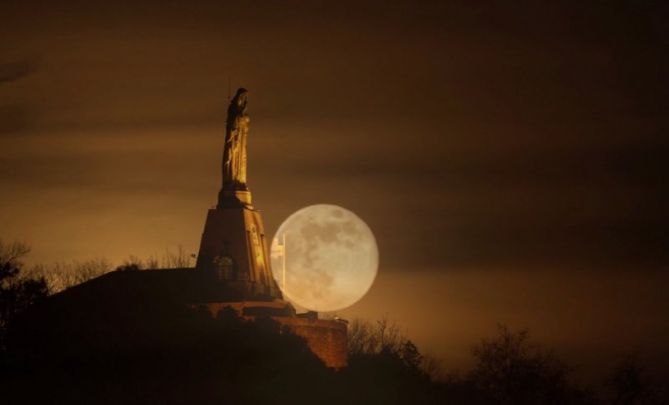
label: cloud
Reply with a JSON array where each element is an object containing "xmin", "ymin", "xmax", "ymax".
[
  {"xmin": 0, "ymin": 59, "xmax": 36, "ymax": 84},
  {"xmin": 0, "ymin": 104, "xmax": 34, "ymax": 135},
  {"xmin": 0, "ymin": 58, "xmax": 40, "ymax": 135},
  {"xmin": 0, "ymin": 0, "xmax": 667, "ymax": 274}
]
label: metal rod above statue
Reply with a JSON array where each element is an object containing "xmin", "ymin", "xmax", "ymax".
[{"xmin": 219, "ymin": 88, "xmax": 252, "ymax": 208}]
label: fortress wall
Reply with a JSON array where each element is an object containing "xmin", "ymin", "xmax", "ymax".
[
  {"xmin": 273, "ymin": 317, "xmax": 348, "ymax": 369},
  {"xmin": 201, "ymin": 302, "xmax": 348, "ymax": 369}
]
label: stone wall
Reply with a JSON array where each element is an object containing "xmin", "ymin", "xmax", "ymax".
[
  {"xmin": 202, "ymin": 301, "xmax": 348, "ymax": 369},
  {"xmin": 274, "ymin": 316, "xmax": 348, "ymax": 369}
]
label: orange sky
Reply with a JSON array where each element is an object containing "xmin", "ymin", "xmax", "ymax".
[{"xmin": 1, "ymin": 0, "xmax": 668, "ymax": 381}]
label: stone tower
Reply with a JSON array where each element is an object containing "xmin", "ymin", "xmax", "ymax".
[{"xmin": 195, "ymin": 89, "xmax": 281, "ymax": 299}]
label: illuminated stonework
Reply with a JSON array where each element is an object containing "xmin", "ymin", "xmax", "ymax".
[
  {"xmin": 196, "ymin": 88, "xmax": 280, "ymax": 299},
  {"xmin": 194, "ymin": 89, "xmax": 348, "ymax": 368},
  {"xmin": 196, "ymin": 204, "xmax": 280, "ymax": 298}
]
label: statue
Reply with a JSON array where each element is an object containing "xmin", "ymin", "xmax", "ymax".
[
  {"xmin": 202, "ymin": 86, "xmax": 280, "ymax": 298},
  {"xmin": 222, "ymin": 88, "xmax": 250, "ymax": 192}
]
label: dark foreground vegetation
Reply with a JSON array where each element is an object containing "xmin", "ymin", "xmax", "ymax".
[{"xmin": 1, "ymin": 241, "xmax": 667, "ymax": 404}]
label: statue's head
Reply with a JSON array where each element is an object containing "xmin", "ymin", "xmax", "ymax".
[{"xmin": 235, "ymin": 88, "xmax": 248, "ymax": 106}]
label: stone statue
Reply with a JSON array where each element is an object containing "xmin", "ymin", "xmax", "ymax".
[{"xmin": 222, "ymin": 88, "xmax": 250, "ymax": 191}]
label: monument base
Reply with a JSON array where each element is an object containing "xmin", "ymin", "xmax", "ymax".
[{"xmin": 195, "ymin": 204, "xmax": 281, "ymax": 300}]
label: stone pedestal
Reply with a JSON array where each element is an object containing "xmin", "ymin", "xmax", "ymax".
[
  {"xmin": 217, "ymin": 189, "xmax": 252, "ymax": 208},
  {"xmin": 195, "ymin": 201, "xmax": 281, "ymax": 300}
]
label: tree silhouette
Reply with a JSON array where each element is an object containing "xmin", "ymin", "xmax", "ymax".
[
  {"xmin": 462, "ymin": 324, "xmax": 595, "ymax": 405},
  {"xmin": 26, "ymin": 258, "xmax": 111, "ymax": 293},
  {"xmin": 607, "ymin": 357, "xmax": 666, "ymax": 405},
  {"xmin": 0, "ymin": 240, "xmax": 48, "ymax": 350}
]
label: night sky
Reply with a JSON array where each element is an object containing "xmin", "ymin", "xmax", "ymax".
[{"xmin": 2, "ymin": 1, "xmax": 668, "ymax": 380}]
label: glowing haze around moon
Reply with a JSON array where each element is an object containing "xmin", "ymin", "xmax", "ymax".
[{"xmin": 270, "ymin": 204, "xmax": 379, "ymax": 312}]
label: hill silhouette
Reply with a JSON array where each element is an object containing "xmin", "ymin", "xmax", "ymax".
[
  {"xmin": 1, "ymin": 247, "xmax": 438, "ymax": 404},
  {"xmin": 2, "ymin": 242, "xmax": 667, "ymax": 404}
]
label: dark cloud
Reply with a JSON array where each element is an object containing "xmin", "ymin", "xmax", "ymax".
[
  {"xmin": 0, "ymin": 104, "xmax": 35, "ymax": 134},
  {"xmin": 0, "ymin": 59, "xmax": 39, "ymax": 134},
  {"xmin": 0, "ymin": 60, "xmax": 36, "ymax": 84}
]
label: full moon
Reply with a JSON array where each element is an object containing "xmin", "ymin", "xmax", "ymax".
[{"xmin": 270, "ymin": 204, "xmax": 379, "ymax": 312}]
